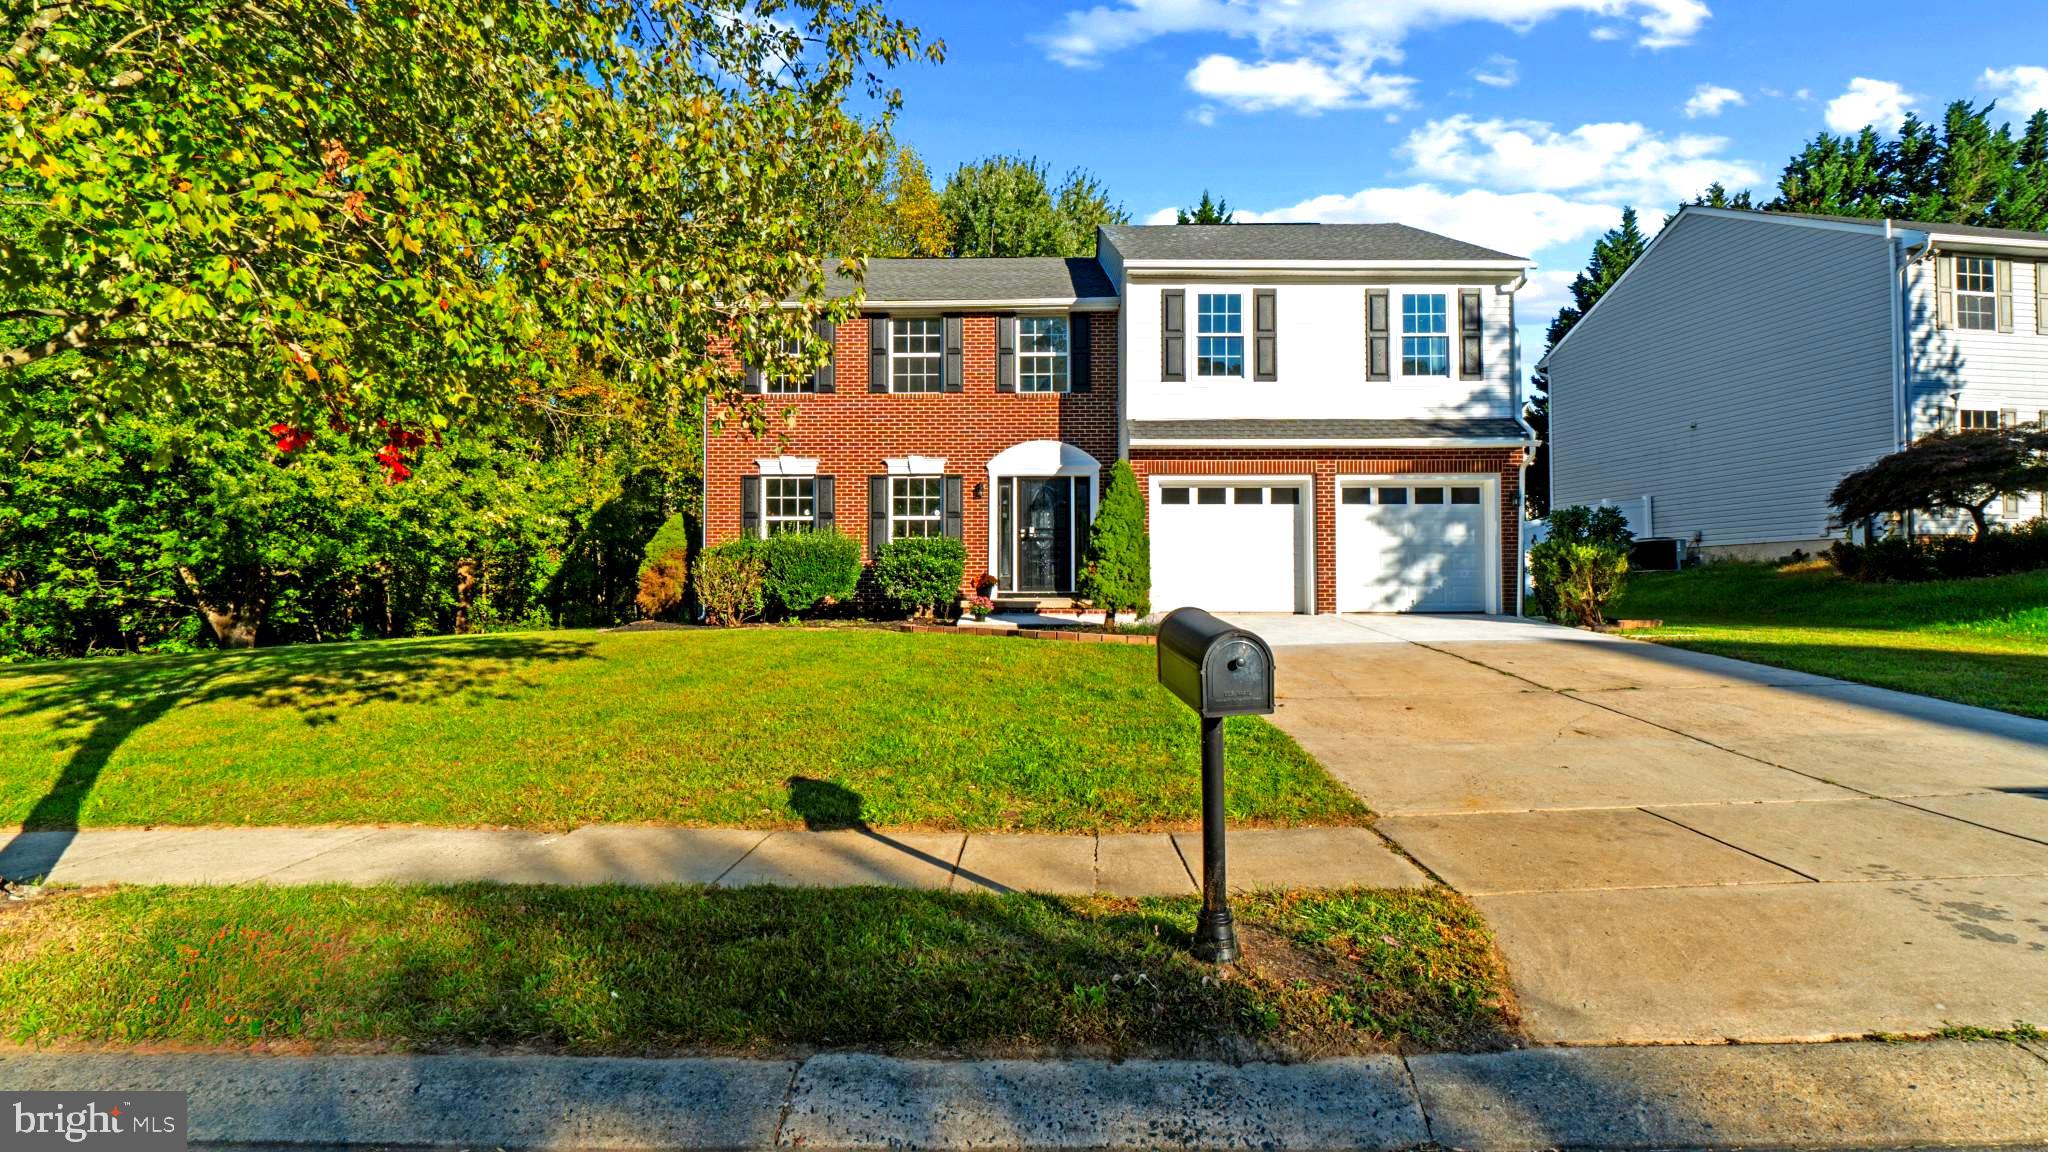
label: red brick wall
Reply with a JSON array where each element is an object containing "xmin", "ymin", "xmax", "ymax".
[
  {"xmin": 705, "ymin": 313, "xmax": 1120, "ymax": 591},
  {"xmin": 1129, "ymin": 447, "xmax": 1526, "ymax": 615}
]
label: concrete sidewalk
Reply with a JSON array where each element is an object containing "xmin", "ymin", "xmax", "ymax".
[
  {"xmin": 0, "ymin": 823, "xmax": 1426, "ymax": 895},
  {"xmin": 3, "ymin": 1039, "xmax": 2042, "ymax": 1149}
]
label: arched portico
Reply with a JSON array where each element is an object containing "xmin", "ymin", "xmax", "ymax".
[{"xmin": 985, "ymin": 440, "xmax": 1101, "ymax": 596}]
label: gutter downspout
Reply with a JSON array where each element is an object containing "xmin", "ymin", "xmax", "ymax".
[{"xmin": 1503, "ymin": 272, "xmax": 1533, "ymax": 615}]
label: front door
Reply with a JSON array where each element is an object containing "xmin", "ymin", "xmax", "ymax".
[{"xmin": 1016, "ymin": 477, "xmax": 1073, "ymax": 593}]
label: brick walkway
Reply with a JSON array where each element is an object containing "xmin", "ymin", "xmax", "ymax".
[{"xmin": 0, "ymin": 824, "xmax": 1425, "ymax": 894}]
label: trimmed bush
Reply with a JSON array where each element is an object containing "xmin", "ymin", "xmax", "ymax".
[
  {"xmin": 760, "ymin": 529, "xmax": 863, "ymax": 618},
  {"xmin": 1827, "ymin": 520, "xmax": 2048, "ymax": 583},
  {"xmin": 1078, "ymin": 460, "xmax": 1149, "ymax": 623},
  {"xmin": 692, "ymin": 539, "xmax": 765, "ymax": 626},
  {"xmin": 1531, "ymin": 504, "xmax": 1634, "ymax": 624},
  {"xmin": 634, "ymin": 513, "xmax": 692, "ymax": 620},
  {"xmin": 872, "ymin": 535, "xmax": 967, "ymax": 619}
]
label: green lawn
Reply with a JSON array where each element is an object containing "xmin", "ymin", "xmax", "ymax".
[
  {"xmin": 0, "ymin": 884, "xmax": 1516, "ymax": 1057},
  {"xmin": 1611, "ymin": 563, "xmax": 2048, "ymax": 718},
  {"xmin": 0, "ymin": 628, "xmax": 1366, "ymax": 832}
]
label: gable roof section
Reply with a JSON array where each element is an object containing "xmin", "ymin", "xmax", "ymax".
[
  {"xmin": 1103, "ymin": 222, "xmax": 1526, "ymax": 264},
  {"xmin": 819, "ymin": 257, "xmax": 1116, "ymax": 308}
]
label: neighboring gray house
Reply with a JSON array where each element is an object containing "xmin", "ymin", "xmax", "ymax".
[{"xmin": 1541, "ymin": 205, "xmax": 2048, "ymax": 559}]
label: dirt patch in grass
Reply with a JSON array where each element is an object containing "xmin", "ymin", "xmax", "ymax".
[{"xmin": 0, "ymin": 884, "xmax": 1517, "ymax": 1059}]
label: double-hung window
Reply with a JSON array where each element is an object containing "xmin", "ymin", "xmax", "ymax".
[
  {"xmin": 1196, "ymin": 293, "xmax": 1243, "ymax": 377},
  {"xmin": 891, "ymin": 318, "xmax": 944, "ymax": 393},
  {"xmin": 1954, "ymin": 257, "xmax": 1998, "ymax": 331},
  {"xmin": 1401, "ymin": 294, "xmax": 1450, "ymax": 377},
  {"xmin": 1017, "ymin": 317, "xmax": 1070, "ymax": 392},
  {"xmin": 890, "ymin": 476, "xmax": 944, "ymax": 539},
  {"xmin": 1960, "ymin": 409, "xmax": 2001, "ymax": 431},
  {"xmin": 763, "ymin": 337, "xmax": 807, "ymax": 394},
  {"xmin": 761, "ymin": 477, "xmax": 815, "ymax": 536}
]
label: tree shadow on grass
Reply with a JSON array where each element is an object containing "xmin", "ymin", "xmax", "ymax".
[{"xmin": 0, "ymin": 635, "xmax": 599, "ymax": 880}]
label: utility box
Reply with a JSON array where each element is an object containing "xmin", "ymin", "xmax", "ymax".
[{"xmin": 1157, "ymin": 608, "xmax": 1276, "ymax": 719}]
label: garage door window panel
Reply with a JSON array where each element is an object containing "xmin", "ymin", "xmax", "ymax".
[
  {"xmin": 1342, "ymin": 488, "xmax": 1371, "ymax": 506},
  {"xmin": 1197, "ymin": 487, "xmax": 1227, "ymax": 505},
  {"xmin": 1452, "ymin": 487, "xmax": 1482, "ymax": 505},
  {"xmin": 1377, "ymin": 488, "xmax": 1409, "ymax": 505},
  {"xmin": 1416, "ymin": 487, "xmax": 1445, "ymax": 505},
  {"xmin": 1162, "ymin": 487, "xmax": 1191, "ymax": 505}
]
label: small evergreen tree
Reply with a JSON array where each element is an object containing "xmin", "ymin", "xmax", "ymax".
[
  {"xmin": 1176, "ymin": 191, "xmax": 1235, "ymax": 224},
  {"xmin": 1077, "ymin": 460, "xmax": 1149, "ymax": 624}
]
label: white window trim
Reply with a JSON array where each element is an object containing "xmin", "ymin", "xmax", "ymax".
[
  {"xmin": 889, "ymin": 475, "xmax": 945, "ymax": 540},
  {"xmin": 1398, "ymin": 290, "xmax": 1452, "ymax": 380},
  {"xmin": 760, "ymin": 475, "xmax": 817, "ymax": 538},
  {"xmin": 1194, "ymin": 291, "xmax": 1246, "ymax": 379},
  {"xmin": 885, "ymin": 455, "xmax": 948, "ymax": 476},
  {"xmin": 1953, "ymin": 256, "xmax": 1999, "ymax": 332},
  {"xmin": 1016, "ymin": 315, "xmax": 1072, "ymax": 393},
  {"xmin": 889, "ymin": 316, "xmax": 945, "ymax": 394},
  {"xmin": 756, "ymin": 456, "xmax": 819, "ymax": 477}
]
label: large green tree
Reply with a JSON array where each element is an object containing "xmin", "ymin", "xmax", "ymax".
[
  {"xmin": 938, "ymin": 155, "xmax": 1128, "ymax": 257},
  {"xmin": 1769, "ymin": 101, "xmax": 2048, "ymax": 229},
  {"xmin": 1526, "ymin": 207, "xmax": 1649, "ymax": 517},
  {"xmin": 0, "ymin": 0, "xmax": 938, "ymax": 454}
]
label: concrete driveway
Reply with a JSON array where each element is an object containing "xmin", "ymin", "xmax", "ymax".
[{"xmin": 1229, "ymin": 613, "xmax": 2048, "ymax": 1046}]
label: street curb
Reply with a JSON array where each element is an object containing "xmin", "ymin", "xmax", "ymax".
[{"xmin": 2, "ymin": 1040, "xmax": 2044, "ymax": 1150}]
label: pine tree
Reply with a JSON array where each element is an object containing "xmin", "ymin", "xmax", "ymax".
[
  {"xmin": 1176, "ymin": 191, "xmax": 1235, "ymax": 224},
  {"xmin": 1766, "ymin": 100, "xmax": 2048, "ymax": 230},
  {"xmin": 1078, "ymin": 460, "xmax": 1149, "ymax": 624}
]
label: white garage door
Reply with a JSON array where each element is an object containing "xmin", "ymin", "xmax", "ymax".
[
  {"xmin": 1151, "ymin": 482, "xmax": 1306, "ymax": 613},
  {"xmin": 1337, "ymin": 482, "xmax": 1491, "ymax": 613}
]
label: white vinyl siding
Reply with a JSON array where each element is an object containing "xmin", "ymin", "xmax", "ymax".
[
  {"xmin": 1908, "ymin": 255, "xmax": 2048, "ymax": 451},
  {"xmin": 1547, "ymin": 213, "xmax": 1899, "ymax": 547}
]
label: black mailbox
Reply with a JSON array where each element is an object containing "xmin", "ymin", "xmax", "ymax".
[{"xmin": 1157, "ymin": 608, "xmax": 1275, "ymax": 718}]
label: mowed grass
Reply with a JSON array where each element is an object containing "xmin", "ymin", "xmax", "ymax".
[
  {"xmin": 1612, "ymin": 563, "xmax": 2048, "ymax": 718},
  {"xmin": 0, "ymin": 884, "xmax": 1517, "ymax": 1058},
  {"xmin": 0, "ymin": 628, "xmax": 1366, "ymax": 831}
]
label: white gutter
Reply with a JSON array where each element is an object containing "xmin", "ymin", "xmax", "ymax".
[
  {"xmin": 1128, "ymin": 437, "xmax": 1534, "ymax": 450},
  {"xmin": 1122, "ymin": 259, "xmax": 1532, "ymax": 275},
  {"xmin": 841, "ymin": 297, "xmax": 1123, "ymax": 312}
]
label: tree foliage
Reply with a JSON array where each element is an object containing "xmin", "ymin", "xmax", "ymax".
[
  {"xmin": 1768, "ymin": 101, "xmax": 2048, "ymax": 229},
  {"xmin": 0, "ymin": 0, "xmax": 939, "ymax": 449},
  {"xmin": 1077, "ymin": 460, "xmax": 1148, "ymax": 621},
  {"xmin": 1829, "ymin": 425, "xmax": 2048, "ymax": 540},
  {"xmin": 1176, "ymin": 191, "xmax": 1235, "ymax": 225},
  {"xmin": 1526, "ymin": 208, "xmax": 1649, "ymax": 517},
  {"xmin": 1528, "ymin": 505, "xmax": 1634, "ymax": 626},
  {"xmin": 938, "ymin": 155, "xmax": 1128, "ymax": 258},
  {"xmin": 870, "ymin": 535, "xmax": 964, "ymax": 618}
]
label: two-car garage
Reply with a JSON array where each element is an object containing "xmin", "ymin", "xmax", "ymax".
[{"xmin": 1147, "ymin": 475, "xmax": 1498, "ymax": 615}]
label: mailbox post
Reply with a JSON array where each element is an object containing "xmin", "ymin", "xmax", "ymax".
[{"xmin": 1156, "ymin": 608, "xmax": 1276, "ymax": 965}]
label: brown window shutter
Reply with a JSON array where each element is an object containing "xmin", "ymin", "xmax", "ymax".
[
  {"xmin": 2037, "ymin": 263, "xmax": 2048, "ymax": 335},
  {"xmin": 868, "ymin": 476, "xmax": 889, "ymax": 557},
  {"xmin": 868, "ymin": 316, "xmax": 889, "ymax": 393},
  {"xmin": 943, "ymin": 315, "xmax": 964, "ymax": 392},
  {"xmin": 1935, "ymin": 255, "xmax": 1954, "ymax": 330},
  {"xmin": 997, "ymin": 315, "xmax": 1017, "ymax": 392},
  {"xmin": 740, "ymin": 476, "xmax": 761, "ymax": 539},
  {"xmin": 1366, "ymin": 290, "xmax": 1391, "ymax": 381},
  {"xmin": 1252, "ymin": 289, "xmax": 1278, "ymax": 381},
  {"xmin": 814, "ymin": 476, "xmax": 835, "ymax": 530},
  {"xmin": 1996, "ymin": 258, "xmax": 2014, "ymax": 333},
  {"xmin": 812, "ymin": 319, "xmax": 836, "ymax": 393},
  {"xmin": 1068, "ymin": 312, "xmax": 1091, "ymax": 391},
  {"xmin": 742, "ymin": 364, "xmax": 763, "ymax": 394},
  {"xmin": 1161, "ymin": 290, "xmax": 1185, "ymax": 381},
  {"xmin": 1459, "ymin": 289, "xmax": 1483, "ymax": 379}
]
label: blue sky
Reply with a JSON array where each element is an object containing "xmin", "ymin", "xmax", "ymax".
[{"xmin": 877, "ymin": 0, "xmax": 2048, "ymax": 359}]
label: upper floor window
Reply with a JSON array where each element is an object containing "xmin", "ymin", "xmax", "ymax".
[
  {"xmin": 891, "ymin": 318, "xmax": 944, "ymax": 393},
  {"xmin": 1196, "ymin": 293, "xmax": 1243, "ymax": 377},
  {"xmin": 762, "ymin": 477, "xmax": 815, "ymax": 536},
  {"xmin": 1954, "ymin": 257, "xmax": 1998, "ymax": 331},
  {"xmin": 764, "ymin": 337, "xmax": 807, "ymax": 394},
  {"xmin": 1018, "ymin": 317, "xmax": 1070, "ymax": 392},
  {"xmin": 1402, "ymin": 293, "xmax": 1450, "ymax": 377},
  {"xmin": 1960, "ymin": 409, "xmax": 2001, "ymax": 431},
  {"xmin": 891, "ymin": 476, "xmax": 944, "ymax": 539}
]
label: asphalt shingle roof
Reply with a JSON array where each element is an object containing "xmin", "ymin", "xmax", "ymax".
[
  {"xmin": 821, "ymin": 257, "xmax": 1114, "ymax": 304},
  {"xmin": 1102, "ymin": 223, "xmax": 1526, "ymax": 263},
  {"xmin": 1128, "ymin": 418, "xmax": 1530, "ymax": 442},
  {"xmin": 1699, "ymin": 206, "xmax": 2048, "ymax": 243}
]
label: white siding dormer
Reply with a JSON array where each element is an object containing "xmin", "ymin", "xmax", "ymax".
[{"xmin": 1122, "ymin": 277, "xmax": 1519, "ymax": 423}]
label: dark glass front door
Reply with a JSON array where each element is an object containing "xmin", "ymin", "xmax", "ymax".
[{"xmin": 1016, "ymin": 477, "xmax": 1073, "ymax": 593}]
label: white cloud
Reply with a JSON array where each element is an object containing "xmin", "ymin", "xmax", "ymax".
[
  {"xmin": 1683, "ymin": 83, "xmax": 1743, "ymax": 119},
  {"xmin": 1187, "ymin": 53, "xmax": 1415, "ymax": 114},
  {"xmin": 1043, "ymin": 0, "xmax": 1712, "ymax": 69},
  {"xmin": 1589, "ymin": 25, "xmax": 1624, "ymax": 41},
  {"xmin": 1143, "ymin": 206, "xmax": 1181, "ymax": 225},
  {"xmin": 1235, "ymin": 184, "xmax": 1624, "ymax": 260},
  {"xmin": 1981, "ymin": 66, "xmax": 2048, "ymax": 118},
  {"xmin": 1402, "ymin": 114, "xmax": 1758, "ymax": 206},
  {"xmin": 1515, "ymin": 268, "xmax": 1581, "ymax": 318},
  {"xmin": 1474, "ymin": 54, "xmax": 1518, "ymax": 88},
  {"xmin": 1824, "ymin": 77, "xmax": 1916, "ymax": 134}
]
